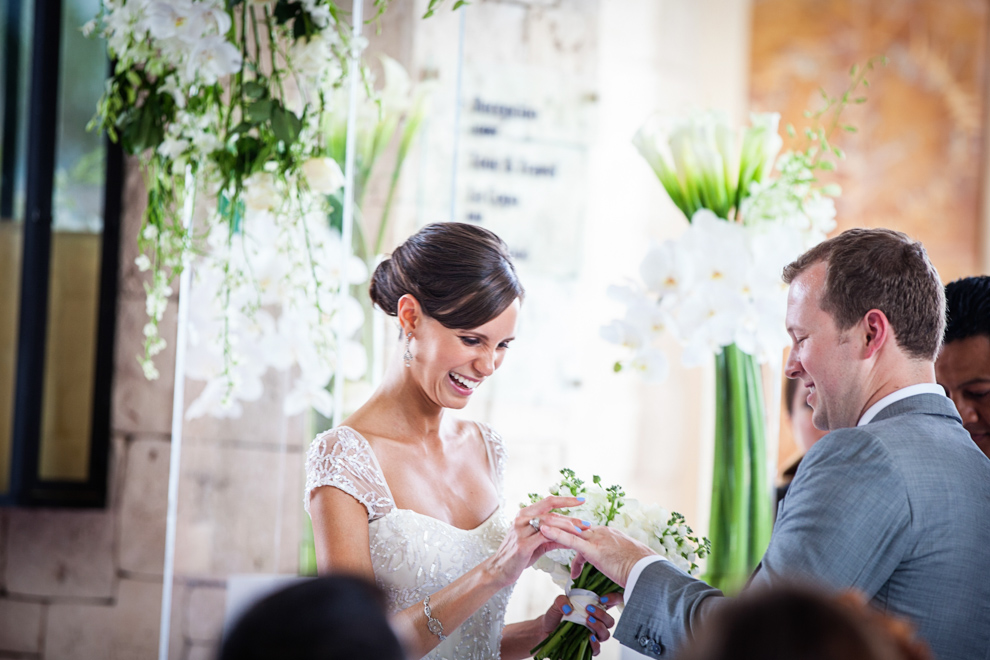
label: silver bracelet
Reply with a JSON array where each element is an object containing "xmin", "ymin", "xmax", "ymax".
[{"xmin": 423, "ymin": 594, "xmax": 447, "ymax": 641}]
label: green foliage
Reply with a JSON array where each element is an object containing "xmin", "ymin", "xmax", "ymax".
[{"xmin": 423, "ymin": 0, "xmax": 469, "ymax": 19}]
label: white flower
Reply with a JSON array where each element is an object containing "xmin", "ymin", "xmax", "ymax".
[
  {"xmin": 244, "ymin": 172, "xmax": 280, "ymax": 211},
  {"xmin": 533, "ymin": 555, "xmax": 573, "ymax": 589},
  {"xmin": 301, "ymin": 157, "xmax": 345, "ymax": 195},
  {"xmin": 284, "ymin": 368, "xmax": 334, "ymax": 417},
  {"xmin": 157, "ymin": 136, "xmax": 189, "ymax": 160},
  {"xmin": 625, "ymin": 298, "xmax": 676, "ymax": 338},
  {"xmin": 140, "ymin": 357, "xmax": 160, "ymax": 380},
  {"xmin": 289, "ymin": 33, "xmax": 335, "ymax": 83},
  {"xmin": 600, "ymin": 319, "xmax": 647, "ymax": 352},
  {"xmin": 186, "ymin": 35, "xmax": 242, "ymax": 85},
  {"xmin": 300, "ymin": 0, "xmax": 332, "ymax": 28},
  {"xmin": 135, "ymin": 254, "xmax": 152, "ymax": 271},
  {"xmin": 146, "ymin": 0, "xmax": 200, "ymax": 44},
  {"xmin": 640, "ymin": 240, "xmax": 695, "ymax": 298},
  {"xmin": 628, "ymin": 347, "xmax": 669, "ymax": 383}
]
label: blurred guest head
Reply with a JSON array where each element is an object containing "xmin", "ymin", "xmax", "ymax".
[
  {"xmin": 783, "ymin": 229, "xmax": 944, "ymax": 431},
  {"xmin": 785, "ymin": 377, "xmax": 829, "ymax": 453},
  {"xmin": 678, "ymin": 585, "xmax": 931, "ymax": 660},
  {"xmin": 218, "ymin": 575, "xmax": 404, "ymax": 660},
  {"xmin": 936, "ymin": 276, "xmax": 990, "ymax": 458}
]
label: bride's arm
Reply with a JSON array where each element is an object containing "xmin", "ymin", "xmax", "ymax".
[
  {"xmin": 498, "ymin": 620, "xmax": 546, "ymax": 659},
  {"xmin": 310, "ymin": 489, "xmax": 586, "ymax": 660}
]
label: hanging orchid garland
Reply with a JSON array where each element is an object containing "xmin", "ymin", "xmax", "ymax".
[{"xmin": 87, "ymin": 0, "xmax": 458, "ymax": 416}]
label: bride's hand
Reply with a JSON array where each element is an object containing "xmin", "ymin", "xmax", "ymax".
[
  {"xmin": 537, "ymin": 594, "xmax": 618, "ymax": 657},
  {"xmin": 485, "ymin": 496, "xmax": 587, "ymax": 589}
]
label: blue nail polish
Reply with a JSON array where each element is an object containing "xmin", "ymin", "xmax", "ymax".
[
  {"xmin": 562, "ymin": 604, "xmax": 572, "ymax": 614},
  {"xmin": 586, "ymin": 605, "xmax": 596, "ymax": 613},
  {"xmin": 600, "ymin": 596, "xmax": 608, "ymax": 604},
  {"xmin": 582, "ymin": 520, "xmax": 591, "ymax": 526},
  {"xmin": 588, "ymin": 616, "xmax": 596, "ymax": 624},
  {"xmin": 577, "ymin": 497, "xmax": 586, "ymax": 502},
  {"xmin": 575, "ymin": 525, "xmax": 584, "ymax": 533},
  {"xmin": 591, "ymin": 635, "xmax": 598, "ymax": 643}
]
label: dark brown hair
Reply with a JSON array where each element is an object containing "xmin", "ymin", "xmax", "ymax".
[
  {"xmin": 370, "ymin": 222, "xmax": 524, "ymax": 329},
  {"xmin": 219, "ymin": 575, "xmax": 403, "ymax": 660},
  {"xmin": 782, "ymin": 228, "xmax": 945, "ymax": 361},
  {"xmin": 679, "ymin": 585, "xmax": 931, "ymax": 660}
]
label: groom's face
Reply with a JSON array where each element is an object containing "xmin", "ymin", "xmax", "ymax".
[{"xmin": 785, "ymin": 261, "xmax": 865, "ymax": 431}]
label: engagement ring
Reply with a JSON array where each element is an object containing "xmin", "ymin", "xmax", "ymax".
[{"xmin": 529, "ymin": 517, "xmax": 542, "ymax": 532}]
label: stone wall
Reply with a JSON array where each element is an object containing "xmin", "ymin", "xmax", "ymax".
[
  {"xmin": 0, "ymin": 142, "xmax": 306, "ymax": 659},
  {"xmin": 0, "ymin": 159, "xmax": 177, "ymax": 659}
]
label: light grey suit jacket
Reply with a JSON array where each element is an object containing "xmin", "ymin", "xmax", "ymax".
[{"xmin": 615, "ymin": 394, "xmax": 990, "ymax": 660}]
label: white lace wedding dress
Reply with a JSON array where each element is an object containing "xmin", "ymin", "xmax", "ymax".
[{"xmin": 304, "ymin": 424, "xmax": 514, "ymax": 660}]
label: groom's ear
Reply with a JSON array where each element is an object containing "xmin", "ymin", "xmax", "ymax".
[{"xmin": 861, "ymin": 308, "xmax": 891, "ymax": 359}]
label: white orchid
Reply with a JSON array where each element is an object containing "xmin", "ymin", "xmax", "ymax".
[
  {"xmin": 301, "ymin": 157, "xmax": 345, "ymax": 195},
  {"xmin": 186, "ymin": 35, "xmax": 242, "ymax": 85},
  {"xmin": 606, "ymin": 108, "xmax": 840, "ymax": 380},
  {"xmin": 639, "ymin": 240, "xmax": 695, "ymax": 298},
  {"xmin": 182, "ymin": 189, "xmax": 368, "ymax": 419}
]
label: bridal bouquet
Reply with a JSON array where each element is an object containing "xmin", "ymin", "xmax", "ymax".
[{"xmin": 527, "ymin": 469, "xmax": 710, "ymax": 660}]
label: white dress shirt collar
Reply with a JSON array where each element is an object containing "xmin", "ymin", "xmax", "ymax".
[{"xmin": 857, "ymin": 383, "xmax": 947, "ymax": 427}]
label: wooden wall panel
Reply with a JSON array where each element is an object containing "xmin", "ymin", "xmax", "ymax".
[{"xmin": 751, "ymin": 0, "xmax": 989, "ymax": 283}]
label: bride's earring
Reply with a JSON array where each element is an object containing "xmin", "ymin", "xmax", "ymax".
[{"xmin": 403, "ymin": 331, "xmax": 413, "ymax": 367}]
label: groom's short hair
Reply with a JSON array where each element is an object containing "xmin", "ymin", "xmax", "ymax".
[{"xmin": 782, "ymin": 228, "xmax": 945, "ymax": 361}]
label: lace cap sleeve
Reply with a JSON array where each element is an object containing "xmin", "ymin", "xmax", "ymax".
[
  {"xmin": 304, "ymin": 427, "xmax": 394, "ymax": 522},
  {"xmin": 477, "ymin": 423, "xmax": 508, "ymax": 499}
]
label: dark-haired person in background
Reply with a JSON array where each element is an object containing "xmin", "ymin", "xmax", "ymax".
[
  {"xmin": 304, "ymin": 223, "xmax": 614, "ymax": 660},
  {"xmin": 776, "ymin": 378, "xmax": 829, "ymax": 506},
  {"xmin": 677, "ymin": 585, "xmax": 931, "ymax": 660},
  {"xmin": 936, "ymin": 275, "xmax": 990, "ymax": 459},
  {"xmin": 219, "ymin": 576, "xmax": 404, "ymax": 660}
]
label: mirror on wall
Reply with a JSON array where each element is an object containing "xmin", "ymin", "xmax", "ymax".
[{"xmin": 0, "ymin": 0, "xmax": 122, "ymax": 506}]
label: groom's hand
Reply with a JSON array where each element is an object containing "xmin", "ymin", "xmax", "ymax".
[{"xmin": 538, "ymin": 523, "xmax": 657, "ymax": 588}]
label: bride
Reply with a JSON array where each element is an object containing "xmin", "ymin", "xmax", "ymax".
[{"xmin": 305, "ymin": 223, "xmax": 614, "ymax": 659}]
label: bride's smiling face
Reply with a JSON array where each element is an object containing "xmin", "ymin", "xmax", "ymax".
[{"xmin": 405, "ymin": 297, "xmax": 520, "ymax": 409}]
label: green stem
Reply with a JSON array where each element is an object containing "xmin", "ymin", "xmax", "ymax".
[
  {"xmin": 264, "ymin": 8, "xmax": 286, "ymax": 105},
  {"xmin": 250, "ymin": 6, "xmax": 261, "ymax": 69},
  {"xmin": 707, "ymin": 349, "xmax": 729, "ymax": 587},
  {"xmin": 707, "ymin": 344, "xmax": 772, "ymax": 593},
  {"xmin": 728, "ymin": 345, "xmax": 752, "ymax": 582},
  {"xmin": 744, "ymin": 352, "xmax": 772, "ymax": 564}
]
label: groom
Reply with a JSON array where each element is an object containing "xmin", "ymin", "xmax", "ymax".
[{"xmin": 542, "ymin": 228, "xmax": 990, "ymax": 660}]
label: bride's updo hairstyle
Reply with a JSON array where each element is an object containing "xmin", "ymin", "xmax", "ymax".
[{"xmin": 370, "ymin": 222, "xmax": 524, "ymax": 329}]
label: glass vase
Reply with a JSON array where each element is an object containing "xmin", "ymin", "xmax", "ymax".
[{"xmin": 705, "ymin": 343, "xmax": 773, "ymax": 593}]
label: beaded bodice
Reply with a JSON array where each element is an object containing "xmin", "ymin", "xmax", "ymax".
[{"xmin": 305, "ymin": 424, "xmax": 513, "ymax": 660}]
